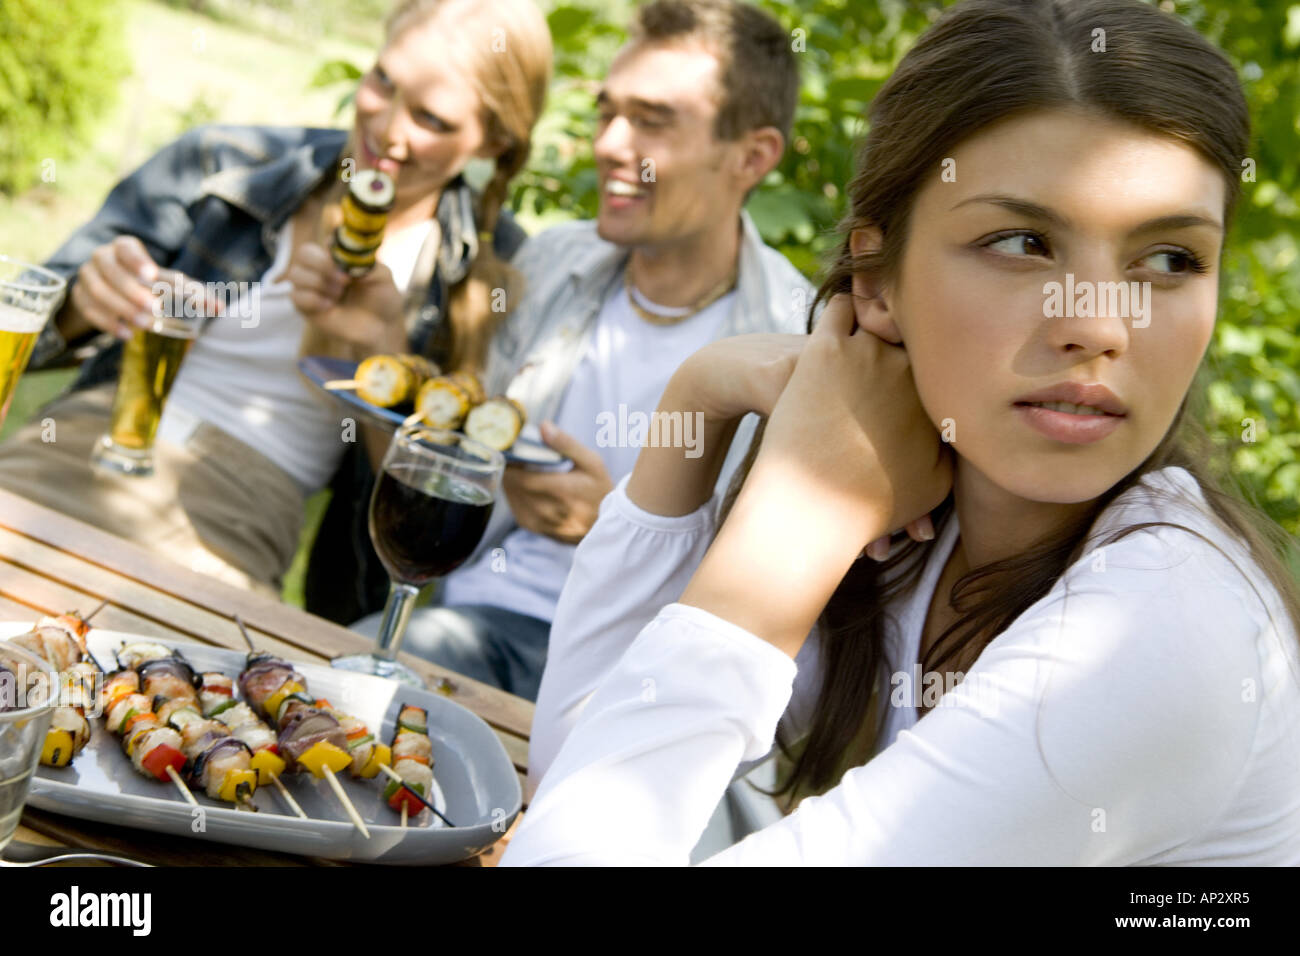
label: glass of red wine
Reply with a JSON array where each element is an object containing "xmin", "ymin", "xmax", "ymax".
[{"xmin": 332, "ymin": 424, "xmax": 504, "ymax": 686}]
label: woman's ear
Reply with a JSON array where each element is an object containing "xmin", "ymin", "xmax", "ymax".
[{"xmin": 850, "ymin": 227, "xmax": 903, "ymax": 345}]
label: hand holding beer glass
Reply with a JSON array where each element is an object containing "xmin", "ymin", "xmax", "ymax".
[
  {"xmin": 90, "ymin": 270, "xmax": 207, "ymax": 476},
  {"xmin": 0, "ymin": 255, "xmax": 67, "ymax": 431}
]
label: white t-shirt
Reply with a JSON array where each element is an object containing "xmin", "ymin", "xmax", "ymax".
[
  {"xmin": 504, "ymin": 466, "xmax": 1300, "ymax": 865},
  {"xmin": 159, "ymin": 217, "xmax": 435, "ymax": 492},
  {"xmin": 441, "ymin": 278, "xmax": 735, "ymax": 621}
]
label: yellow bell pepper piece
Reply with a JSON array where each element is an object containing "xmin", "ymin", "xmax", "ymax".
[
  {"xmin": 42, "ymin": 729, "xmax": 74, "ymax": 767},
  {"xmin": 296, "ymin": 740, "xmax": 351, "ymax": 778},
  {"xmin": 358, "ymin": 742, "xmax": 391, "ymax": 779},
  {"xmin": 217, "ymin": 768, "xmax": 258, "ymax": 803},
  {"xmin": 250, "ymin": 749, "xmax": 287, "ymax": 786},
  {"xmin": 125, "ymin": 726, "xmax": 150, "ymax": 757},
  {"xmin": 263, "ymin": 680, "xmax": 305, "ymax": 721}
]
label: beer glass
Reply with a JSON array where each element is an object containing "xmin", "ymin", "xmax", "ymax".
[
  {"xmin": 0, "ymin": 640, "xmax": 57, "ymax": 853},
  {"xmin": 0, "ymin": 255, "xmax": 67, "ymax": 431},
  {"xmin": 333, "ymin": 425, "xmax": 504, "ymax": 686},
  {"xmin": 91, "ymin": 299, "xmax": 202, "ymax": 477}
]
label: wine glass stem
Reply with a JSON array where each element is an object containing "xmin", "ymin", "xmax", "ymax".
[{"xmin": 374, "ymin": 582, "xmax": 421, "ymax": 660}]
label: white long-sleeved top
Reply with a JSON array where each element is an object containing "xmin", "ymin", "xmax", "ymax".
[{"xmin": 502, "ymin": 466, "xmax": 1300, "ymax": 865}]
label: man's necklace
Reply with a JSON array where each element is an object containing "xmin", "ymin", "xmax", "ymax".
[{"xmin": 625, "ymin": 269, "xmax": 737, "ymax": 327}]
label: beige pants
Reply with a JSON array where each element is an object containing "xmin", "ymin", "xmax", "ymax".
[{"xmin": 0, "ymin": 384, "xmax": 304, "ymax": 597}]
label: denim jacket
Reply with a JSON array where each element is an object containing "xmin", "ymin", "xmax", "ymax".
[
  {"xmin": 28, "ymin": 124, "xmax": 525, "ymax": 621},
  {"xmin": 33, "ymin": 123, "xmax": 524, "ymax": 381}
]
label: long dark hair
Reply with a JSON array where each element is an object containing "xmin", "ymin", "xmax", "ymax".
[{"xmin": 719, "ymin": 0, "xmax": 1300, "ymax": 803}]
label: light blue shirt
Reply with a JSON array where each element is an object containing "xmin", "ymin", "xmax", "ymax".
[{"xmin": 451, "ymin": 210, "xmax": 815, "ymax": 593}]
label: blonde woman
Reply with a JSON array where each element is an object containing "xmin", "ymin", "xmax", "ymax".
[{"xmin": 3, "ymin": 0, "xmax": 552, "ymax": 602}]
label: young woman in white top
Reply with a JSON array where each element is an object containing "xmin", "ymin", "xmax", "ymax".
[{"xmin": 503, "ymin": 0, "xmax": 1300, "ymax": 865}]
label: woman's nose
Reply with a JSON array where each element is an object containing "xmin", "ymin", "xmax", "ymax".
[
  {"xmin": 1042, "ymin": 269, "xmax": 1135, "ymax": 359},
  {"xmin": 375, "ymin": 100, "xmax": 412, "ymax": 161}
]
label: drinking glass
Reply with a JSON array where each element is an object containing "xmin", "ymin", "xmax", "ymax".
[
  {"xmin": 90, "ymin": 302, "xmax": 202, "ymax": 477},
  {"xmin": 0, "ymin": 255, "xmax": 67, "ymax": 431},
  {"xmin": 0, "ymin": 640, "xmax": 58, "ymax": 853},
  {"xmin": 333, "ymin": 425, "xmax": 504, "ymax": 686}
]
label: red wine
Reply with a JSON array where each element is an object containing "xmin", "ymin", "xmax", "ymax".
[{"xmin": 369, "ymin": 463, "xmax": 495, "ymax": 585}]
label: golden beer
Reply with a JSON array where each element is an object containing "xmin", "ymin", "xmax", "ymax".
[
  {"xmin": 0, "ymin": 303, "xmax": 42, "ymax": 428},
  {"xmin": 107, "ymin": 326, "xmax": 194, "ymax": 451},
  {"xmin": 92, "ymin": 312, "xmax": 199, "ymax": 476}
]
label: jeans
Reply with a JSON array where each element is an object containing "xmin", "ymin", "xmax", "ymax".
[{"xmin": 352, "ymin": 603, "xmax": 552, "ymax": 702}]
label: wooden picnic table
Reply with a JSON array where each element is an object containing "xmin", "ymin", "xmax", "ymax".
[{"xmin": 0, "ymin": 486, "xmax": 531, "ymax": 866}]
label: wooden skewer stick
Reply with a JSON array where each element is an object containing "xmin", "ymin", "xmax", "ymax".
[
  {"xmin": 322, "ymin": 765, "xmax": 370, "ymax": 839},
  {"xmin": 270, "ymin": 774, "xmax": 308, "ymax": 819},
  {"xmin": 233, "ymin": 614, "xmax": 256, "ymax": 652},
  {"xmin": 323, "ymin": 379, "xmax": 361, "ymax": 391},
  {"xmin": 165, "ymin": 765, "xmax": 199, "ymax": 806},
  {"xmin": 84, "ymin": 648, "xmax": 199, "ymax": 811},
  {"xmin": 402, "ymin": 410, "xmax": 424, "ymax": 428},
  {"xmin": 233, "ymin": 615, "xmax": 359, "ymax": 831},
  {"xmin": 401, "ymin": 802, "xmax": 408, "ymax": 829},
  {"xmin": 82, "ymin": 598, "xmax": 110, "ymax": 625},
  {"xmin": 376, "ymin": 762, "xmax": 455, "ymax": 827}
]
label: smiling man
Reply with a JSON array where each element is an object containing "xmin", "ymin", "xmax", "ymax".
[{"xmin": 354, "ymin": 0, "xmax": 811, "ymax": 702}]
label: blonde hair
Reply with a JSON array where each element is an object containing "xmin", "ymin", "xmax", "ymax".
[
  {"xmin": 304, "ymin": 0, "xmax": 551, "ymax": 371},
  {"xmin": 384, "ymin": 0, "xmax": 552, "ymax": 373}
]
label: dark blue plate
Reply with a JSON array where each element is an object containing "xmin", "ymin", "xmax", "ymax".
[{"xmin": 298, "ymin": 356, "xmax": 573, "ymax": 471}]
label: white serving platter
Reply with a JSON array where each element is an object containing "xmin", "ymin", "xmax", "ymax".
[{"xmin": 3, "ymin": 624, "xmax": 521, "ymax": 865}]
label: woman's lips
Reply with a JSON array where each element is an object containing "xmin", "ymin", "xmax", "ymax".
[
  {"xmin": 1014, "ymin": 403, "xmax": 1124, "ymax": 444},
  {"xmin": 358, "ymin": 133, "xmax": 401, "ymax": 177}
]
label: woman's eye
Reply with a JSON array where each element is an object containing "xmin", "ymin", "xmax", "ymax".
[
  {"xmin": 419, "ymin": 112, "xmax": 450, "ymax": 132},
  {"xmin": 1140, "ymin": 249, "xmax": 1208, "ymax": 275},
  {"xmin": 984, "ymin": 231, "xmax": 1050, "ymax": 257},
  {"xmin": 372, "ymin": 67, "xmax": 393, "ymax": 90}
]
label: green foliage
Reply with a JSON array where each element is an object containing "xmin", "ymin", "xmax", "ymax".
[
  {"xmin": 0, "ymin": 0, "xmax": 128, "ymax": 195},
  {"xmin": 176, "ymin": 90, "xmax": 221, "ymax": 130},
  {"xmin": 1186, "ymin": 0, "xmax": 1300, "ymax": 536},
  {"xmin": 310, "ymin": 59, "xmax": 364, "ymax": 118},
  {"xmin": 509, "ymin": 2, "xmax": 627, "ymax": 227}
]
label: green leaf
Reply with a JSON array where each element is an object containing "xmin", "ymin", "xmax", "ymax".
[
  {"xmin": 309, "ymin": 59, "xmax": 363, "ymax": 89},
  {"xmin": 548, "ymin": 5, "xmax": 594, "ymax": 42}
]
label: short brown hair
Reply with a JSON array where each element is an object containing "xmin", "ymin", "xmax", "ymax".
[{"xmin": 631, "ymin": 0, "xmax": 798, "ymax": 146}]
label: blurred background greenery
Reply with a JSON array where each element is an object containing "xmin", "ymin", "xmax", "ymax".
[{"xmin": 1, "ymin": 0, "xmax": 1297, "ymax": 603}]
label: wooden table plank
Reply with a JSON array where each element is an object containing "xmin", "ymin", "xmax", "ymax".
[
  {"xmin": 495, "ymin": 727, "xmax": 529, "ymax": 771},
  {"xmin": 0, "ymin": 590, "xmax": 47, "ymax": 621},
  {"xmin": 0, "ymin": 489, "xmax": 536, "ymax": 741},
  {"xmin": 0, "ymin": 530, "xmax": 332, "ymax": 663}
]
